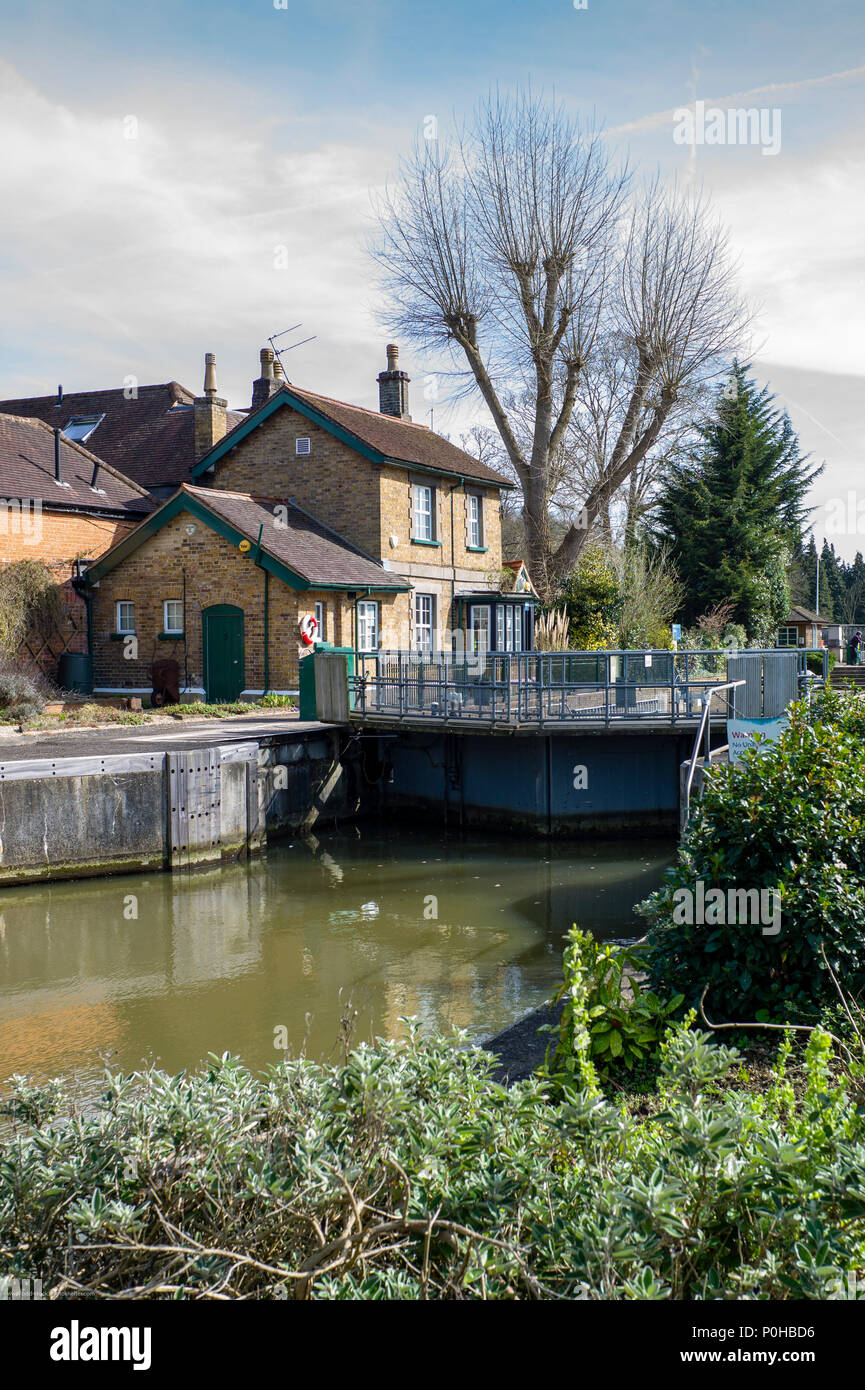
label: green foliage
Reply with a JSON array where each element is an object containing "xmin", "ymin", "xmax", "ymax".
[
  {"xmin": 551, "ymin": 545, "xmax": 621, "ymax": 649},
  {"xmin": 544, "ymin": 928, "xmax": 683, "ymax": 1088},
  {"xmin": 641, "ymin": 689, "xmax": 865, "ymax": 1020},
  {"xmin": 0, "ymin": 560, "xmax": 65, "ymax": 656},
  {"xmin": 654, "ymin": 363, "xmax": 819, "ymax": 641},
  {"xmin": 3, "ymin": 1024, "xmax": 865, "ymax": 1300},
  {"xmin": 551, "ymin": 543, "xmax": 681, "ymax": 650},
  {"xmin": 259, "ymin": 693, "xmax": 296, "ymax": 708},
  {"xmin": 807, "ymin": 651, "xmax": 836, "ymax": 675},
  {"xmin": 165, "ymin": 701, "xmax": 258, "ymax": 717}
]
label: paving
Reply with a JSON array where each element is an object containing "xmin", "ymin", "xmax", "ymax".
[{"xmin": 0, "ymin": 712, "xmax": 335, "ymax": 765}]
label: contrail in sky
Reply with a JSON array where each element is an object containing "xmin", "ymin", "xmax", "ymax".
[{"xmin": 608, "ymin": 64, "xmax": 865, "ymax": 136}]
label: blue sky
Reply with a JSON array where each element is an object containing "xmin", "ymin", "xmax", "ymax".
[{"xmin": 1, "ymin": 0, "xmax": 863, "ymax": 552}]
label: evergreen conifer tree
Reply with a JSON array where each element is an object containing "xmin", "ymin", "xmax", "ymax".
[{"xmin": 653, "ymin": 362, "xmax": 821, "ymax": 640}]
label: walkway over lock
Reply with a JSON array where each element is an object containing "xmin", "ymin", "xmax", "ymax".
[{"xmin": 344, "ymin": 648, "xmax": 825, "ymax": 730}]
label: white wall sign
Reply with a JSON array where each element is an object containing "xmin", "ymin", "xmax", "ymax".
[{"xmin": 727, "ymin": 717, "xmax": 788, "ymax": 765}]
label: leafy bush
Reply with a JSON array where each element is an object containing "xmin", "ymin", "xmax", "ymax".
[
  {"xmin": 807, "ymin": 650, "xmax": 836, "ymax": 675},
  {"xmin": 3, "ymin": 1024, "xmax": 865, "ymax": 1300},
  {"xmin": 553, "ymin": 546, "xmax": 621, "ymax": 649},
  {"xmin": 544, "ymin": 928, "xmax": 682, "ymax": 1091},
  {"xmin": 0, "ymin": 561, "xmax": 64, "ymax": 655},
  {"xmin": 641, "ymin": 690, "xmax": 865, "ymax": 1020},
  {"xmin": 259, "ymin": 692, "xmax": 296, "ymax": 708}
]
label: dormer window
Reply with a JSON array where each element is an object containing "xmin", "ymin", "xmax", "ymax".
[
  {"xmin": 296, "ymin": 437, "xmax": 311, "ymax": 455},
  {"xmin": 62, "ymin": 413, "xmax": 105, "ymax": 444}
]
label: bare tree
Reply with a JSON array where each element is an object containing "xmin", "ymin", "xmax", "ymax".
[{"xmin": 373, "ymin": 89, "xmax": 748, "ymax": 601}]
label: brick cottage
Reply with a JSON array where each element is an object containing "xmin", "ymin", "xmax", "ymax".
[
  {"xmin": 83, "ymin": 346, "xmax": 535, "ymax": 701},
  {"xmin": 0, "ymin": 413, "xmax": 153, "ymax": 673}
]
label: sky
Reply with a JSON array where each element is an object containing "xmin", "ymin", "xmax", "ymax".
[{"xmin": 0, "ymin": 0, "xmax": 863, "ymax": 554}]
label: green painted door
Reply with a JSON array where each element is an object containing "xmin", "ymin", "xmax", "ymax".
[{"xmin": 202, "ymin": 605, "xmax": 245, "ymax": 703}]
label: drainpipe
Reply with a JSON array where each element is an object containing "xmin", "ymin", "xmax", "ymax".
[
  {"xmin": 449, "ymin": 477, "xmax": 464, "ymax": 652},
  {"xmin": 263, "ymin": 570, "xmax": 270, "ymax": 694}
]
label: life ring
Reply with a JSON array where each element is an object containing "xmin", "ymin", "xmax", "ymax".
[{"xmin": 299, "ymin": 613, "xmax": 319, "ymax": 647}]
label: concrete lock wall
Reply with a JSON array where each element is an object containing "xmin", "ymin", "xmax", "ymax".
[{"xmin": 0, "ymin": 730, "xmax": 348, "ymax": 887}]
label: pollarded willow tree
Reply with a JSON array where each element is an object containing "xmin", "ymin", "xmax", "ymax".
[{"xmin": 373, "ymin": 90, "xmax": 749, "ymax": 601}]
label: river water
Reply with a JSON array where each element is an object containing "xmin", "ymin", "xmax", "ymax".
[{"xmin": 0, "ymin": 828, "xmax": 674, "ymax": 1094}]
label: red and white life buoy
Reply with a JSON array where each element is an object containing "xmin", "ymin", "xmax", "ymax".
[{"xmin": 299, "ymin": 613, "xmax": 319, "ymax": 647}]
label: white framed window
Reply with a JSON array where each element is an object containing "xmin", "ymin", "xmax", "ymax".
[
  {"xmin": 116, "ymin": 601, "xmax": 136, "ymax": 634},
  {"xmin": 468, "ymin": 494, "xmax": 483, "ymax": 548},
  {"xmin": 414, "ymin": 593, "xmax": 436, "ymax": 651},
  {"xmin": 413, "ymin": 483, "xmax": 434, "ymax": 542},
  {"xmin": 357, "ymin": 600, "xmax": 379, "ymax": 652},
  {"xmin": 314, "ymin": 601, "xmax": 326, "ymax": 640},
  {"xmin": 496, "ymin": 604, "xmax": 522, "ymax": 651},
  {"xmin": 777, "ymin": 626, "xmax": 798, "ymax": 648},
  {"xmin": 296, "ymin": 437, "xmax": 311, "ymax": 456},
  {"xmin": 469, "ymin": 604, "xmax": 491, "ymax": 654},
  {"xmin": 163, "ymin": 600, "xmax": 183, "ymax": 634}
]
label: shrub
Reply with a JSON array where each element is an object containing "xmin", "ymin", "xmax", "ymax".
[
  {"xmin": 259, "ymin": 692, "xmax": 296, "ymax": 708},
  {"xmin": 3, "ymin": 1025, "xmax": 865, "ymax": 1300},
  {"xmin": 640, "ymin": 690, "xmax": 865, "ymax": 1020},
  {"xmin": 0, "ymin": 654, "xmax": 50, "ymax": 721},
  {"xmin": 807, "ymin": 650, "xmax": 836, "ymax": 675},
  {"xmin": 543, "ymin": 927, "xmax": 682, "ymax": 1091},
  {"xmin": 0, "ymin": 561, "xmax": 64, "ymax": 655}
]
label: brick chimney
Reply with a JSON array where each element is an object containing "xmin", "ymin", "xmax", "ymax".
[
  {"xmin": 251, "ymin": 347, "xmax": 282, "ymax": 411},
  {"xmin": 377, "ymin": 343, "xmax": 411, "ymax": 421},
  {"xmin": 194, "ymin": 353, "xmax": 227, "ymax": 458}
]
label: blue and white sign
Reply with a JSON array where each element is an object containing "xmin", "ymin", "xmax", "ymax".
[
  {"xmin": 671, "ymin": 623, "xmax": 682, "ymax": 641},
  {"xmin": 727, "ymin": 716, "xmax": 788, "ymax": 765}
]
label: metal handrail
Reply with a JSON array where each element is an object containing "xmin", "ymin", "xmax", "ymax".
[{"xmin": 682, "ymin": 679, "xmax": 746, "ymax": 823}]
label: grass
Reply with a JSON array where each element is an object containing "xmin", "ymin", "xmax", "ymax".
[{"xmin": 1, "ymin": 697, "xmax": 296, "ymax": 731}]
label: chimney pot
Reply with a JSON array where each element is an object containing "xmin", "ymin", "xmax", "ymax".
[
  {"xmin": 203, "ymin": 351, "xmax": 218, "ymax": 398},
  {"xmin": 194, "ymin": 352, "xmax": 227, "ymax": 458},
  {"xmin": 252, "ymin": 345, "xmax": 281, "ymax": 410}
]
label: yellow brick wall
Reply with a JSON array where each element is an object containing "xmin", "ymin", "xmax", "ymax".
[
  {"xmin": 208, "ymin": 405, "xmax": 504, "ymax": 644},
  {"xmin": 211, "ymin": 408, "xmax": 383, "ymax": 559},
  {"xmin": 91, "ymin": 511, "xmax": 403, "ymax": 694}
]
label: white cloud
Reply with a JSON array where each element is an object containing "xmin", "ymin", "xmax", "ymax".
[{"xmin": 0, "ymin": 60, "xmax": 393, "ymax": 410}]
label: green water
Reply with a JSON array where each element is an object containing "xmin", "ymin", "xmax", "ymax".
[{"xmin": 0, "ymin": 828, "xmax": 674, "ymax": 1094}]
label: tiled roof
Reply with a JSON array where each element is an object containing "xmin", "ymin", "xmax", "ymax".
[
  {"xmin": 182, "ymin": 485, "xmax": 409, "ymax": 590},
  {"xmin": 0, "ymin": 413, "xmax": 154, "ymax": 516},
  {"xmin": 0, "ymin": 384, "xmax": 245, "ymax": 491},
  {"xmin": 788, "ymin": 606, "xmax": 829, "ymax": 624},
  {"xmin": 203, "ymin": 384, "xmax": 513, "ymax": 489}
]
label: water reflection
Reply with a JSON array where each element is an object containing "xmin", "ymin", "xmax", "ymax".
[{"xmin": 0, "ymin": 829, "xmax": 673, "ymax": 1094}]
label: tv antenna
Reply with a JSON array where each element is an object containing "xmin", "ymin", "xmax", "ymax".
[{"xmin": 268, "ymin": 324, "xmax": 317, "ymax": 383}]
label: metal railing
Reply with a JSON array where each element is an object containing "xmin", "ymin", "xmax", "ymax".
[
  {"xmin": 682, "ymin": 679, "xmax": 746, "ymax": 823},
  {"xmin": 349, "ymin": 649, "xmax": 826, "ymax": 727}
]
